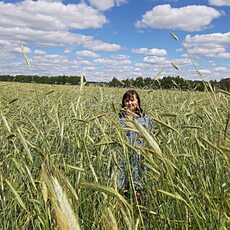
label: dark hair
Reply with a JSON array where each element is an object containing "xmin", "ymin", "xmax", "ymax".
[{"xmin": 121, "ymin": 90, "xmax": 143, "ymax": 116}]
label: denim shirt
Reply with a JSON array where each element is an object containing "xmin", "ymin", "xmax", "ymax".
[
  {"xmin": 116, "ymin": 111, "xmax": 153, "ymax": 191},
  {"xmin": 119, "ymin": 112, "xmax": 153, "ymax": 147}
]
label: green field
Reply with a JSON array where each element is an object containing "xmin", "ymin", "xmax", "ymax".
[{"xmin": 0, "ymin": 82, "xmax": 229, "ymax": 229}]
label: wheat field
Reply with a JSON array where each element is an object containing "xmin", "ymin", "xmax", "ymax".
[{"xmin": 0, "ymin": 81, "xmax": 229, "ymax": 229}]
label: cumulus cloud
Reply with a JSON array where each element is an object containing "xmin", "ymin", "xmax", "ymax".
[
  {"xmin": 84, "ymin": 40, "xmax": 121, "ymax": 52},
  {"xmin": 76, "ymin": 50, "xmax": 100, "ymax": 58},
  {"xmin": 214, "ymin": 67, "xmax": 227, "ymax": 71},
  {"xmin": 0, "ymin": 26, "xmax": 91, "ymax": 47},
  {"xmin": 187, "ymin": 47, "xmax": 225, "ymax": 55},
  {"xmin": 183, "ymin": 32, "xmax": 230, "ymax": 58},
  {"xmin": 89, "ymin": 0, "xmax": 114, "ymax": 11},
  {"xmin": 0, "ymin": 0, "xmax": 111, "ymax": 48},
  {"xmin": 34, "ymin": 49, "xmax": 46, "ymax": 55},
  {"xmin": 0, "ymin": 39, "xmax": 12, "ymax": 47},
  {"xmin": 14, "ymin": 46, "xmax": 32, "ymax": 54},
  {"xmin": 94, "ymin": 57, "xmax": 131, "ymax": 66},
  {"xmin": 78, "ymin": 60, "xmax": 94, "ymax": 66},
  {"xmin": 216, "ymin": 53, "xmax": 230, "ymax": 58},
  {"xmin": 0, "ymin": 1, "xmax": 121, "ymax": 52},
  {"xmin": 135, "ymin": 4, "xmax": 222, "ymax": 31},
  {"xmin": 132, "ymin": 48, "xmax": 167, "ymax": 56},
  {"xmin": 143, "ymin": 56, "xmax": 168, "ymax": 65},
  {"xmin": 198, "ymin": 69, "xmax": 212, "ymax": 74},
  {"xmin": 110, "ymin": 54, "xmax": 130, "ymax": 60},
  {"xmin": 84, "ymin": 66, "xmax": 96, "ymax": 71},
  {"xmin": 0, "ymin": 1, "xmax": 107, "ymax": 31},
  {"xmin": 184, "ymin": 32, "xmax": 230, "ymax": 47},
  {"xmin": 143, "ymin": 56, "xmax": 193, "ymax": 75},
  {"xmin": 89, "ymin": 0, "xmax": 128, "ymax": 11},
  {"xmin": 209, "ymin": 0, "xmax": 230, "ymax": 6}
]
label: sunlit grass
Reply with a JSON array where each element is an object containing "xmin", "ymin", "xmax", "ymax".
[{"xmin": 0, "ymin": 81, "xmax": 229, "ymax": 229}]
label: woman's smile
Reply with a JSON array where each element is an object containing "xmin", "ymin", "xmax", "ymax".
[{"xmin": 124, "ymin": 95, "xmax": 138, "ymax": 112}]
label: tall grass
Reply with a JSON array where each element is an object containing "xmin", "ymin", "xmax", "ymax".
[{"xmin": 0, "ymin": 82, "xmax": 229, "ymax": 229}]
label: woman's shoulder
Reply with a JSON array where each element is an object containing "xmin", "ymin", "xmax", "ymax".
[
  {"xmin": 137, "ymin": 112, "xmax": 153, "ymax": 128},
  {"xmin": 115, "ymin": 111, "xmax": 127, "ymax": 127},
  {"xmin": 118, "ymin": 110, "xmax": 126, "ymax": 118},
  {"xmin": 140, "ymin": 112, "xmax": 151, "ymax": 119}
]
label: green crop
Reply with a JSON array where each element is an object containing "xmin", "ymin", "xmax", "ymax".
[{"xmin": 0, "ymin": 81, "xmax": 229, "ymax": 229}]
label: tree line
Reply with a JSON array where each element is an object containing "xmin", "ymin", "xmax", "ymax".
[
  {"xmin": 107, "ymin": 76, "xmax": 230, "ymax": 91},
  {"xmin": 0, "ymin": 75, "xmax": 85, "ymax": 85},
  {"xmin": 0, "ymin": 74, "xmax": 229, "ymax": 91}
]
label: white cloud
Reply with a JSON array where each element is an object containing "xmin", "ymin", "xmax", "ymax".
[
  {"xmin": 76, "ymin": 50, "xmax": 100, "ymax": 58},
  {"xmin": 78, "ymin": 60, "xmax": 94, "ymax": 66},
  {"xmin": 34, "ymin": 49, "xmax": 46, "ymax": 55},
  {"xmin": 184, "ymin": 32, "xmax": 230, "ymax": 47},
  {"xmin": 214, "ymin": 67, "xmax": 227, "ymax": 71},
  {"xmin": 66, "ymin": 38, "xmax": 121, "ymax": 53},
  {"xmin": 64, "ymin": 47, "xmax": 73, "ymax": 53},
  {"xmin": 0, "ymin": 26, "xmax": 91, "ymax": 47},
  {"xmin": 89, "ymin": 0, "xmax": 128, "ymax": 11},
  {"xmin": 110, "ymin": 54, "xmax": 130, "ymax": 60},
  {"xmin": 176, "ymin": 48, "xmax": 183, "ymax": 52},
  {"xmin": 209, "ymin": 60, "xmax": 216, "ymax": 66},
  {"xmin": 0, "ymin": 1, "xmax": 120, "ymax": 53},
  {"xmin": 85, "ymin": 40, "xmax": 121, "ymax": 52},
  {"xmin": 89, "ymin": 0, "xmax": 114, "ymax": 11},
  {"xmin": 0, "ymin": 24, "xmax": 119, "ymax": 54},
  {"xmin": 135, "ymin": 4, "xmax": 221, "ymax": 31},
  {"xmin": 18, "ymin": 54, "xmax": 72, "ymax": 76},
  {"xmin": 216, "ymin": 53, "xmax": 230, "ymax": 58},
  {"xmin": 132, "ymin": 48, "xmax": 167, "ymax": 56},
  {"xmin": 0, "ymin": 1, "xmax": 107, "ymax": 31},
  {"xmin": 143, "ymin": 55, "xmax": 193, "ymax": 76},
  {"xmin": 183, "ymin": 32, "xmax": 230, "ymax": 58},
  {"xmin": 41, "ymin": 54, "xmax": 69, "ymax": 63},
  {"xmin": 209, "ymin": 0, "xmax": 230, "ymax": 6},
  {"xmin": 0, "ymin": 53, "xmax": 18, "ymax": 60},
  {"xmin": 0, "ymin": 39, "xmax": 11, "ymax": 46},
  {"xmin": 198, "ymin": 69, "xmax": 212, "ymax": 74},
  {"xmin": 180, "ymin": 53, "xmax": 189, "ymax": 58},
  {"xmin": 94, "ymin": 57, "xmax": 131, "ymax": 65},
  {"xmin": 94, "ymin": 58, "xmax": 114, "ymax": 64},
  {"xmin": 84, "ymin": 66, "xmax": 96, "ymax": 71},
  {"xmin": 14, "ymin": 46, "xmax": 32, "ymax": 54},
  {"xmin": 134, "ymin": 63, "xmax": 150, "ymax": 68},
  {"xmin": 187, "ymin": 47, "xmax": 225, "ymax": 55},
  {"xmin": 143, "ymin": 56, "xmax": 167, "ymax": 64}
]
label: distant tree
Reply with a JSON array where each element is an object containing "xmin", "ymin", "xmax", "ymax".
[
  {"xmin": 219, "ymin": 78, "xmax": 230, "ymax": 91},
  {"xmin": 160, "ymin": 76, "xmax": 173, "ymax": 89},
  {"xmin": 144, "ymin": 77, "xmax": 153, "ymax": 88},
  {"xmin": 172, "ymin": 76, "xmax": 190, "ymax": 90},
  {"xmin": 151, "ymin": 78, "xmax": 161, "ymax": 89},
  {"xmin": 108, "ymin": 77, "xmax": 124, "ymax": 87},
  {"xmin": 191, "ymin": 80, "xmax": 205, "ymax": 91},
  {"xmin": 134, "ymin": 77, "xmax": 144, "ymax": 88},
  {"xmin": 122, "ymin": 79, "xmax": 131, "ymax": 87}
]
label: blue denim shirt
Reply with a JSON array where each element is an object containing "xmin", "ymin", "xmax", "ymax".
[
  {"xmin": 119, "ymin": 112, "xmax": 153, "ymax": 146},
  {"xmin": 117, "ymin": 111, "xmax": 153, "ymax": 191}
]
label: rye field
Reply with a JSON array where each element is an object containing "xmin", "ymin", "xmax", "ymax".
[{"xmin": 0, "ymin": 82, "xmax": 229, "ymax": 229}]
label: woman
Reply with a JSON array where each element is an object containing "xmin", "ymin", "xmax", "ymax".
[{"xmin": 116, "ymin": 90, "xmax": 153, "ymax": 199}]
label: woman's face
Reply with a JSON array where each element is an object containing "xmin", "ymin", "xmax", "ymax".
[{"xmin": 124, "ymin": 95, "xmax": 139, "ymax": 112}]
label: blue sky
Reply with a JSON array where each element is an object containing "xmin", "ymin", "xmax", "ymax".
[{"xmin": 1, "ymin": 0, "xmax": 230, "ymax": 81}]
